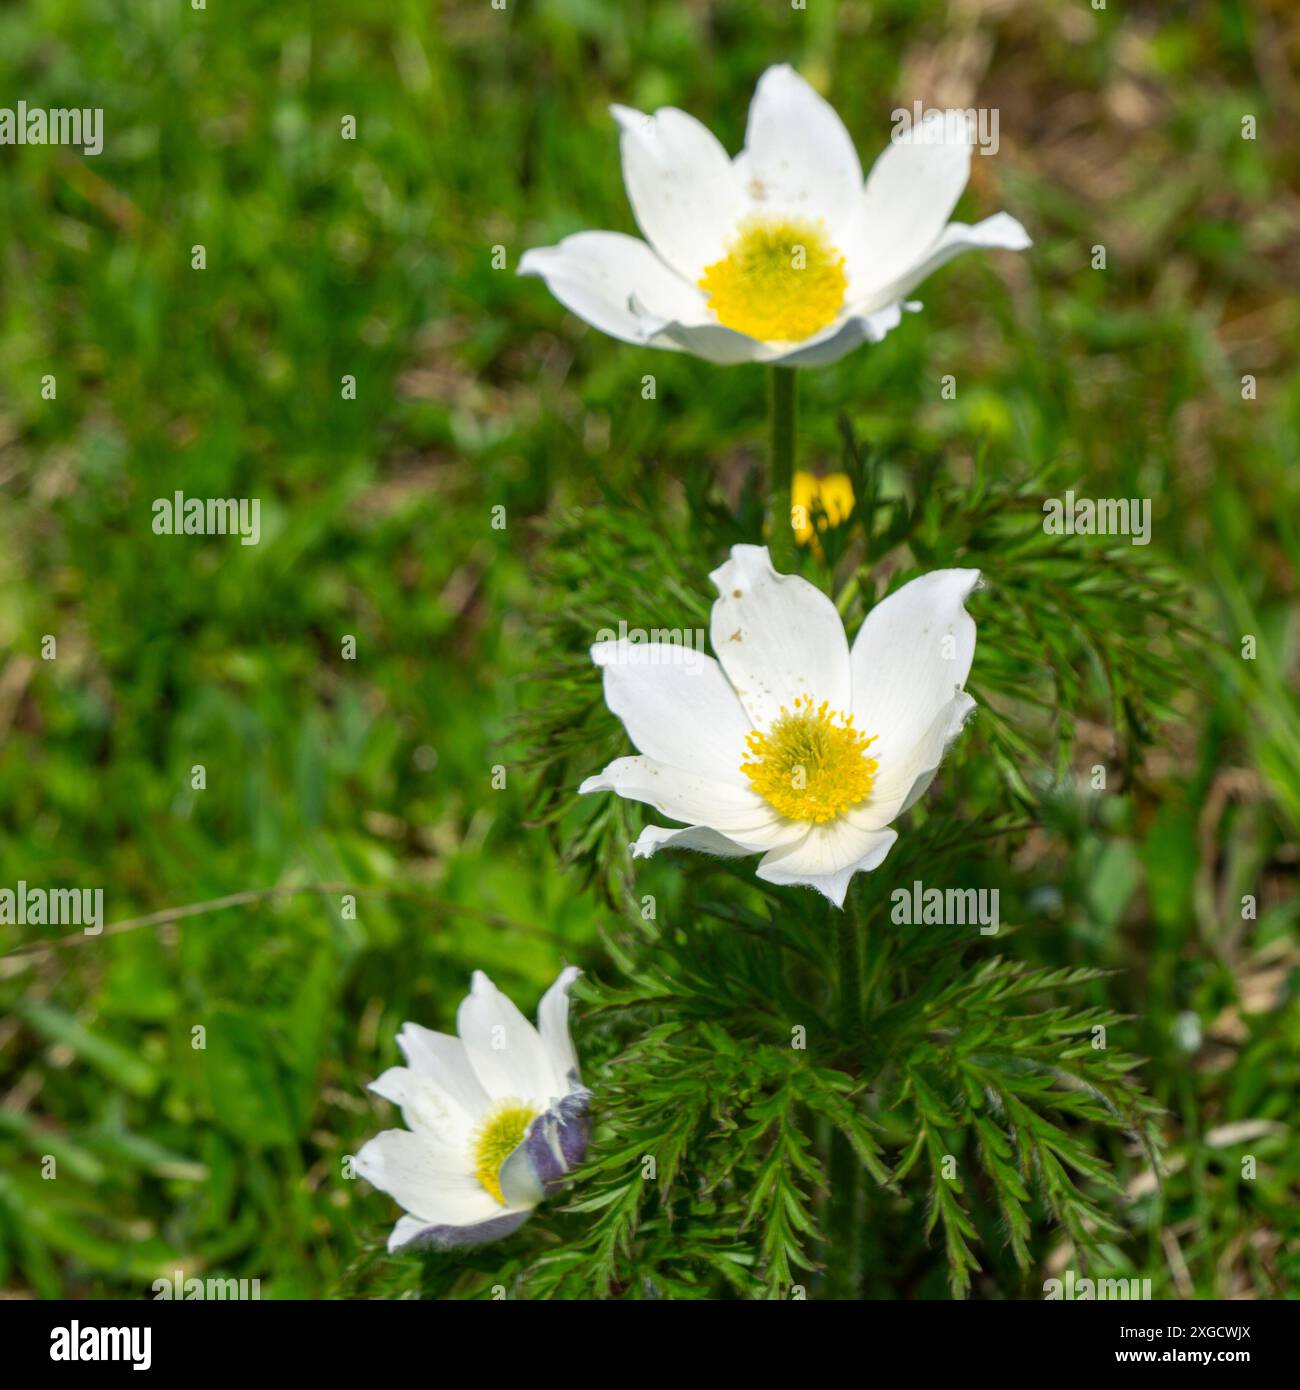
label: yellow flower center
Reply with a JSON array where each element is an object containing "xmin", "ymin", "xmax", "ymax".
[
  {"xmin": 698, "ymin": 216, "xmax": 847, "ymax": 342},
  {"xmin": 741, "ymin": 695, "xmax": 877, "ymax": 824},
  {"xmin": 471, "ymin": 1100, "xmax": 537, "ymax": 1205}
]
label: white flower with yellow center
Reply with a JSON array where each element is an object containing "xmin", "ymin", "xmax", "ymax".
[
  {"xmin": 355, "ymin": 967, "xmax": 588, "ymax": 1252},
  {"xmin": 519, "ymin": 65, "xmax": 1029, "ymax": 367},
  {"xmin": 580, "ymin": 547, "xmax": 980, "ymax": 907}
]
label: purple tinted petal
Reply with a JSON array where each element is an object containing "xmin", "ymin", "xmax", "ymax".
[
  {"xmin": 524, "ymin": 1114, "xmax": 567, "ymax": 1191},
  {"xmin": 555, "ymin": 1088, "xmax": 591, "ymax": 1170},
  {"xmin": 393, "ymin": 1208, "xmax": 532, "ymax": 1251},
  {"xmin": 524, "ymin": 1088, "xmax": 591, "ymax": 1194}
]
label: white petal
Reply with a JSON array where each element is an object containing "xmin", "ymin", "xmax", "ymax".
[
  {"xmin": 536, "ymin": 966, "xmax": 582, "ymax": 1095},
  {"xmin": 368, "ymin": 1066, "xmax": 476, "ymax": 1156},
  {"xmin": 853, "ymin": 691, "xmax": 976, "ymax": 829},
  {"xmin": 497, "ymin": 1137, "xmax": 548, "ymax": 1209},
  {"xmin": 709, "ymin": 545, "xmax": 851, "ymax": 728},
  {"xmin": 733, "ymin": 65, "xmax": 863, "ymax": 229},
  {"xmin": 848, "ymin": 110, "xmax": 973, "ymax": 295},
  {"xmin": 855, "ymin": 212, "xmax": 1031, "ymax": 314},
  {"xmin": 649, "ymin": 302, "xmax": 917, "ymax": 367},
  {"xmin": 388, "ymin": 1214, "xmax": 437, "ymax": 1251},
  {"xmin": 639, "ymin": 294, "xmax": 912, "ymax": 364},
  {"xmin": 591, "ymin": 639, "xmax": 754, "ymax": 784},
  {"xmin": 644, "ymin": 318, "xmax": 771, "ymax": 364},
  {"xmin": 580, "ymin": 755, "xmax": 791, "ymax": 850},
  {"xmin": 386, "ymin": 1208, "xmax": 532, "ymax": 1252},
  {"xmin": 849, "ymin": 569, "xmax": 980, "ymax": 780},
  {"xmin": 456, "ymin": 971, "xmax": 553, "ymax": 1107},
  {"xmin": 518, "ymin": 231, "xmax": 707, "ymax": 346},
  {"xmin": 756, "ymin": 822, "xmax": 898, "ymax": 907},
  {"xmin": 630, "ymin": 823, "xmax": 766, "ymax": 859},
  {"xmin": 356, "ymin": 1128, "xmax": 505, "ymax": 1226},
  {"xmin": 610, "ymin": 104, "xmax": 744, "ymax": 281},
  {"xmin": 763, "ymin": 302, "xmax": 913, "ymax": 367},
  {"xmin": 394, "ymin": 1024, "xmax": 492, "ymax": 1118}
]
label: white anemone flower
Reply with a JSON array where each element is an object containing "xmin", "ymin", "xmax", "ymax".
[
  {"xmin": 356, "ymin": 967, "xmax": 588, "ymax": 1252},
  {"xmin": 580, "ymin": 546, "xmax": 980, "ymax": 907},
  {"xmin": 519, "ymin": 64, "xmax": 1029, "ymax": 367}
]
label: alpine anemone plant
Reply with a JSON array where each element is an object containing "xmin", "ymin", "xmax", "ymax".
[
  {"xmin": 580, "ymin": 546, "xmax": 980, "ymax": 909},
  {"xmin": 356, "ymin": 969, "xmax": 588, "ymax": 1252},
  {"xmin": 520, "ymin": 64, "xmax": 1029, "ymax": 369},
  {"xmin": 521, "ymin": 63, "xmax": 1029, "ymax": 574},
  {"xmin": 390, "ymin": 65, "xmax": 1176, "ymax": 1304},
  {"xmin": 493, "ymin": 426, "xmax": 1177, "ymax": 1298}
]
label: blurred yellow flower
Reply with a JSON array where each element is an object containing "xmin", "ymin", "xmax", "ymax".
[{"xmin": 792, "ymin": 471, "xmax": 855, "ymax": 553}]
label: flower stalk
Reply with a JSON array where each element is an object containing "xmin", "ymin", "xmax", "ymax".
[
  {"xmin": 767, "ymin": 365, "xmax": 798, "ymax": 570},
  {"xmin": 827, "ymin": 885, "xmax": 866, "ymax": 1295},
  {"xmin": 835, "ymin": 896, "xmax": 863, "ymax": 1042}
]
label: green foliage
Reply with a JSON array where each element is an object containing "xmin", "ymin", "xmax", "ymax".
[
  {"xmin": 1, "ymin": 0, "xmax": 1296, "ymax": 1301},
  {"xmin": 481, "ymin": 452, "xmax": 1174, "ymax": 1298}
]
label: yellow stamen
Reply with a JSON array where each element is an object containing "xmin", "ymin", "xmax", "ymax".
[
  {"xmin": 698, "ymin": 216, "xmax": 847, "ymax": 342},
  {"xmin": 471, "ymin": 1100, "xmax": 537, "ymax": 1205},
  {"xmin": 741, "ymin": 695, "xmax": 877, "ymax": 824}
]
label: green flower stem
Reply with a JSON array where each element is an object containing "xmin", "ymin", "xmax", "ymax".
[
  {"xmin": 827, "ymin": 889, "xmax": 866, "ymax": 1297},
  {"xmin": 836, "ymin": 896, "xmax": 862, "ymax": 1041},
  {"xmin": 767, "ymin": 365, "xmax": 798, "ymax": 569},
  {"xmin": 835, "ymin": 563, "xmax": 869, "ymax": 617},
  {"xmin": 827, "ymin": 1124, "xmax": 861, "ymax": 1297}
]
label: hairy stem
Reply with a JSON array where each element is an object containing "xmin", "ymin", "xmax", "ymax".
[
  {"xmin": 836, "ymin": 896, "xmax": 862, "ymax": 1041},
  {"xmin": 767, "ymin": 365, "xmax": 798, "ymax": 569},
  {"xmin": 827, "ymin": 890, "xmax": 866, "ymax": 1296},
  {"xmin": 827, "ymin": 1125, "xmax": 862, "ymax": 1298}
]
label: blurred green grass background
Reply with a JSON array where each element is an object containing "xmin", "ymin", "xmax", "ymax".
[{"xmin": 1, "ymin": 0, "xmax": 1297, "ymax": 1297}]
